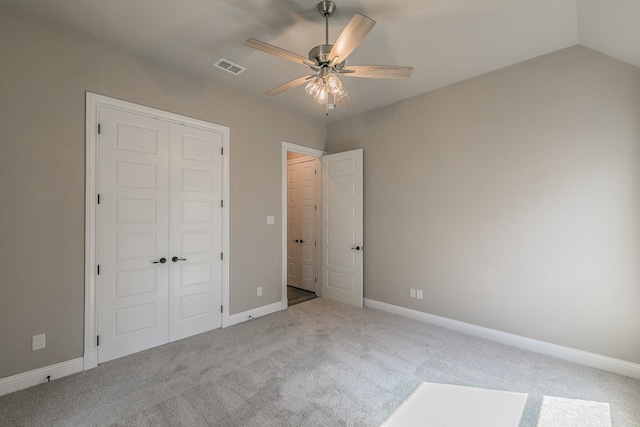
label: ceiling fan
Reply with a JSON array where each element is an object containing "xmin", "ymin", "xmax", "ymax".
[{"xmin": 244, "ymin": 1, "xmax": 413, "ymax": 113}]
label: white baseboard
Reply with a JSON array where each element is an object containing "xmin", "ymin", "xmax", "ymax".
[
  {"xmin": 3, "ymin": 300, "xmax": 285, "ymax": 396},
  {"xmin": 225, "ymin": 301, "xmax": 284, "ymax": 327},
  {"xmin": 364, "ymin": 298, "xmax": 640, "ymax": 380},
  {"xmin": 0, "ymin": 357, "xmax": 84, "ymax": 397}
]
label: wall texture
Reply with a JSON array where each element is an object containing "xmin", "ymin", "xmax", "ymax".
[
  {"xmin": 0, "ymin": 9, "xmax": 326, "ymax": 379},
  {"xmin": 327, "ymin": 46, "xmax": 640, "ymax": 364}
]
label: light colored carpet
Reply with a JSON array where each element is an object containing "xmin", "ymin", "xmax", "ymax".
[{"xmin": 1, "ymin": 298, "xmax": 638, "ymax": 426}]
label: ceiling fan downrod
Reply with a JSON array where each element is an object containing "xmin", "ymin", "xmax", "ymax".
[
  {"xmin": 309, "ymin": 1, "xmax": 339, "ymax": 67},
  {"xmin": 318, "ymin": 1, "xmax": 336, "ymax": 45}
]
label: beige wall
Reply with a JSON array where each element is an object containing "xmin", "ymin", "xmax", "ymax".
[
  {"xmin": 0, "ymin": 9, "xmax": 326, "ymax": 379},
  {"xmin": 327, "ymin": 46, "xmax": 640, "ymax": 364}
]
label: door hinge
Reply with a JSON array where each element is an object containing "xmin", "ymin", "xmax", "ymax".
[
  {"xmin": 97, "ymin": 265, "xmax": 100, "ymax": 275},
  {"xmin": 315, "ymin": 277, "xmax": 317, "ymax": 283},
  {"xmin": 314, "ymin": 205, "xmax": 317, "ymax": 211},
  {"xmin": 221, "ymin": 252, "xmax": 224, "ymax": 260},
  {"xmin": 221, "ymin": 200, "xmax": 224, "ymax": 208},
  {"xmin": 97, "ymin": 194, "xmax": 101, "ymax": 204},
  {"xmin": 220, "ymin": 305, "xmax": 223, "ymax": 314},
  {"xmin": 315, "ymin": 241, "xmax": 317, "ymax": 247},
  {"xmin": 221, "ymin": 147, "xmax": 224, "ymax": 155},
  {"xmin": 96, "ymin": 335, "xmax": 100, "ymax": 346},
  {"xmin": 315, "ymin": 169, "xmax": 317, "ymax": 175},
  {"xmin": 98, "ymin": 123, "xmax": 101, "ymax": 134}
]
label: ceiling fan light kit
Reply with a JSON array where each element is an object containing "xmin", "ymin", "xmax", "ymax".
[{"xmin": 244, "ymin": 1, "xmax": 413, "ymax": 115}]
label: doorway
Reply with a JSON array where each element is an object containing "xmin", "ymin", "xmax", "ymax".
[
  {"xmin": 287, "ymin": 154, "xmax": 320, "ymax": 292},
  {"xmin": 281, "ymin": 143, "xmax": 364, "ymax": 309},
  {"xmin": 281, "ymin": 143, "xmax": 324, "ymax": 307}
]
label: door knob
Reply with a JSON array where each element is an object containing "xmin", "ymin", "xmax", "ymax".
[
  {"xmin": 172, "ymin": 256, "xmax": 187, "ymax": 262},
  {"xmin": 351, "ymin": 246, "xmax": 363, "ymax": 251},
  {"xmin": 152, "ymin": 257, "xmax": 167, "ymax": 264}
]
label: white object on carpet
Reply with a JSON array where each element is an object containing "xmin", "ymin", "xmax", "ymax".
[
  {"xmin": 537, "ymin": 396, "xmax": 611, "ymax": 427},
  {"xmin": 382, "ymin": 382, "xmax": 528, "ymax": 427}
]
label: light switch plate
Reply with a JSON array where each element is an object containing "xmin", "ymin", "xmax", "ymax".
[
  {"xmin": 32, "ymin": 334, "xmax": 45, "ymax": 351},
  {"xmin": 266, "ymin": 216, "xmax": 274, "ymax": 225}
]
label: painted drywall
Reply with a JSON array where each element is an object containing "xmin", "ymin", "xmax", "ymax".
[
  {"xmin": 577, "ymin": 0, "xmax": 640, "ymax": 68},
  {"xmin": 327, "ymin": 46, "xmax": 640, "ymax": 364},
  {"xmin": 0, "ymin": 8, "xmax": 326, "ymax": 379}
]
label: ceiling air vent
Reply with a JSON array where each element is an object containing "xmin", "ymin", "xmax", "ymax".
[{"xmin": 214, "ymin": 58, "xmax": 246, "ymax": 75}]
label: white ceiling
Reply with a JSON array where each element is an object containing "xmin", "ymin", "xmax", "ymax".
[{"xmin": 2, "ymin": 0, "xmax": 639, "ymax": 122}]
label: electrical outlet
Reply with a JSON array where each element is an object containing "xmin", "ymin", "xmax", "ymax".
[
  {"xmin": 257, "ymin": 286, "xmax": 262, "ymax": 296},
  {"xmin": 32, "ymin": 334, "xmax": 46, "ymax": 351},
  {"xmin": 416, "ymin": 290, "xmax": 423, "ymax": 300},
  {"xmin": 410, "ymin": 288, "xmax": 416, "ymax": 298}
]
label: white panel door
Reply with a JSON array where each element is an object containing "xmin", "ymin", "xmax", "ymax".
[
  {"xmin": 321, "ymin": 149, "xmax": 363, "ymax": 307},
  {"xmin": 287, "ymin": 163, "xmax": 301, "ymax": 288},
  {"xmin": 97, "ymin": 107, "xmax": 170, "ymax": 363},
  {"xmin": 169, "ymin": 123, "xmax": 223, "ymax": 340},
  {"xmin": 300, "ymin": 159, "xmax": 319, "ymax": 292},
  {"xmin": 287, "ymin": 159, "xmax": 319, "ymax": 293}
]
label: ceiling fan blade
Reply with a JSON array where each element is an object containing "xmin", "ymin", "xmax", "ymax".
[
  {"xmin": 341, "ymin": 65, "xmax": 413, "ymax": 79},
  {"xmin": 244, "ymin": 38, "xmax": 313, "ymax": 67},
  {"xmin": 329, "ymin": 13, "xmax": 376, "ymax": 65},
  {"xmin": 265, "ymin": 75, "xmax": 315, "ymax": 96}
]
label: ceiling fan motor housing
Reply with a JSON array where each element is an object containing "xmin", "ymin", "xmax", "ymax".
[
  {"xmin": 309, "ymin": 44, "xmax": 346, "ymax": 69},
  {"xmin": 309, "ymin": 44, "xmax": 333, "ymax": 65}
]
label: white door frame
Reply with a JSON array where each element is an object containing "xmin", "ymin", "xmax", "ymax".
[
  {"xmin": 84, "ymin": 92, "xmax": 230, "ymax": 370},
  {"xmin": 281, "ymin": 142, "xmax": 325, "ymax": 308}
]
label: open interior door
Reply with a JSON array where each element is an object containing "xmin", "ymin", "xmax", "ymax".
[{"xmin": 321, "ymin": 149, "xmax": 363, "ymax": 307}]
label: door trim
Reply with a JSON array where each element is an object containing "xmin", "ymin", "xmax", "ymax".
[
  {"xmin": 84, "ymin": 92, "xmax": 230, "ymax": 369},
  {"xmin": 281, "ymin": 142, "xmax": 325, "ymax": 309}
]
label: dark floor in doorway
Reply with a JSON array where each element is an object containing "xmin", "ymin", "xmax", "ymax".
[{"xmin": 287, "ymin": 286, "xmax": 317, "ymax": 306}]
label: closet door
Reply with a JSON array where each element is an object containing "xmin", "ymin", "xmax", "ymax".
[
  {"xmin": 287, "ymin": 162, "xmax": 302, "ymax": 288},
  {"xmin": 96, "ymin": 106, "xmax": 225, "ymax": 363},
  {"xmin": 287, "ymin": 158, "xmax": 319, "ymax": 293},
  {"xmin": 299, "ymin": 159, "xmax": 319, "ymax": 292},
  {"xmin": 97, "ymin": 107, "xmax": 170, "ymax": 363},
  {"xmin": 169, "ymin": 123, "xmax": 223, "ymax": 340}
]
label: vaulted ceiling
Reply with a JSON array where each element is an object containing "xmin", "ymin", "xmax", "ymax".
[{"xmin": 2, "ymin": 0, "xmax": 638, "ymax": 122}]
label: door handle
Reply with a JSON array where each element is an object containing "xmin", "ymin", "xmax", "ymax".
[
  {"xmin": 351, "ymin": 246, "xmax": 363, "ymax": 251},
  {"xmin": 152, "ymin": 257, "xmax": 167, "ymax": 264},
  {"xmin": 172, "ymin": 256, "xmax": 187, "ymax": 262}
]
